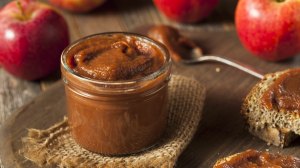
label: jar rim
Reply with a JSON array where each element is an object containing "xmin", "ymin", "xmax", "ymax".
[{"xmin": 61, "ymin": 32, "xmax": 171, "ymax": 86}]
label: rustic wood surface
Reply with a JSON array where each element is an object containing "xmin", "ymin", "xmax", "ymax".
[{"xmin": 1, "ymin": 0, "xmax": 300, "ymax": 168}]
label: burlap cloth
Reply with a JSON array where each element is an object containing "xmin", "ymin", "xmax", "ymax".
[{"xmin": 22, "ymin": 75, "xmax": 206, "ymax": 168}]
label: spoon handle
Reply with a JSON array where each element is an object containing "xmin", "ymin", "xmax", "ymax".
[{"xmin": 182, "ymin": 55, "xmax": 265, "ymax": 79}]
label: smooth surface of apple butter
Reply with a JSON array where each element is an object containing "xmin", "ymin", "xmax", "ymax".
[
  {"xmin": 67, "ymin": 34, "xmax": 164, "ymax": 81},
  {"xmin": 262, "ymin": 69, "xmax": 300, "ymax": 112},
  {"xmin": 215, "ymin": 149, "xmax": 300, "ymax": 168},
  {"xmin": 61, "ymin": 33, "xmax": 171, "ymax": 155}
]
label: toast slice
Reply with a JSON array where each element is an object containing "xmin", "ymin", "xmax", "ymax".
[
  {"xmin": 241, "ymin": 69, "xmax": 300, "ymax": 147},
  {"xmin": 213, "ymin": 149, "xmax": 300, "ymax": 168}
]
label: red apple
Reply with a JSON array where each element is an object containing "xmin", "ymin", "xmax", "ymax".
[
  {"xmin": 236, "ymin": 0, "xmax": 300, "ymax": 61},
  {"xmin": 153, "ymin": 0, "xmax": 219, "ymax": 23},
  {"xmin": 0, "ymin": 0, "xmax": 69, "ymax": 80},
  {"xmin": 48, "ymin": 0, "xmax": 106, "ymax": 13}
]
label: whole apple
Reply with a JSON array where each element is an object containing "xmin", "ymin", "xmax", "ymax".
[
  {"xmin": 49, "ymin": 0, "xmax": 106, "ymax": 13},
  {"xmin": 0, "ymin": 0, "xmax": 69, "ymax": 80},
  {"xmin": 153, "ymin": 0, "xmax": 219, "ymax": 23},
  {"xmin": 236, "ymin": 0, "xmax": 300, "ymax": 61}
]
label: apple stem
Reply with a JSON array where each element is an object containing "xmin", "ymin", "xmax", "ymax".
[{"xmin": 16, "ymin": 0, "xmax": 28, "ymax": 21}]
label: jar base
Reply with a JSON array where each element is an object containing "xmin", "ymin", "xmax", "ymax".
[{"xmin": 72, "ymin": 133, "xmax": 165, "ymax": 157}]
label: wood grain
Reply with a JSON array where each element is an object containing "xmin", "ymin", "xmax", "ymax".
[
  {"xmin": 0, "ymin": 81, "xmax": 66, "ymax": 168},
  {"xmin": 0, "ymin": 71, "xmax": 40, "ymax": 125}
]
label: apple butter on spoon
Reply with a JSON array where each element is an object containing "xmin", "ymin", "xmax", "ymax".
[
  {"xmin": 148, "ymin": 25, "xmax": 264, "ymax": 79},
  {"xmin": 148, "ymin": 25, "xmax": 203, "ymax": 62}
]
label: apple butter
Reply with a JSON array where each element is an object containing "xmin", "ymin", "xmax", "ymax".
[
  {"xmin": 215, "ymin": 149, "xmax": 300, "ymax": 168},
  {"xmin": 262, "ymin": 69, "xmax": 300, "ymax": 112},
  {"xmin": 61, "ymin": 32, "xmax": 171, "ymax": 155},
  {"xmin": 147, "ymin": 25, "xmax": 203, "ymax": 62}
]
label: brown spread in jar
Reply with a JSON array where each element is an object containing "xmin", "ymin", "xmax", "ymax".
[
  {"xmin": 67, "ymin": 34, "xmax": 164, "ymax": 81},
  {"xmin": 262, "ymin": 69, "xmax": 300, "ymax": 111},
  {"xmin": 61, "ymin": 33, "xmax": 171, "ymax": 155},
  {"xmin": 215, "ymin": 149, "xmax": 300, "ymax": 168}
]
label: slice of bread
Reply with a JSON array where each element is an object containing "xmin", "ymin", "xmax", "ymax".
[
  {"xmin": 213, "ymin": 149, "xmax": 300, "ymax": 168},
  {"xmin": 241, "ymin": 69, "xmax": 300, "ymax": 147}
]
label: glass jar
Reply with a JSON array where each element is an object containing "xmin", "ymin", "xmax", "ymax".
[{"xmin": 61, "ymin": 32, "xmax": 172, "ymax": 155}]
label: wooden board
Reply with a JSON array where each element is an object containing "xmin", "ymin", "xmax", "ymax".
[{"xmin": 0, "ymin": 29, "xmax": 300, "ymax": 168}]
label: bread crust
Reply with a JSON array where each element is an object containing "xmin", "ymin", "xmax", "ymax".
[{"xmin": 241, "ymin": 69, "xmax": 300, "ymax": 147}]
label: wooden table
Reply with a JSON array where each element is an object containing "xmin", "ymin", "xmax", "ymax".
[{"xmin": 1, "ymin": 0, "xmax": 300, "ymax": 167}]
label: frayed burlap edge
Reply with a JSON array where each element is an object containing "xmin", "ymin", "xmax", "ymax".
[{"xmin": 22, "ymin": 75, "xmax": 206, "ymax": 168}]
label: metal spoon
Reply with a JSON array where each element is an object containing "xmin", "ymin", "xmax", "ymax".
[
  {"xmin": 181, "ymin": 48, "xmax": 264, "ymax": 79},
  {"xmin": 147, "ymin": 25, "xmax": 265, "ymax": 79}
]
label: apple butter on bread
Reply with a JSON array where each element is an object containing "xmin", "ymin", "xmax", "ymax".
[
  {"xmin": 262, "ymin": 69, "xmax": 300, "ymax": 112},
  {"xmin": 241, "ymin": 69, "xmax": 300, "ymax": 147},
  {"xmin": 214, "ymin": 149, "xmax": 300, "ymax": 168}
]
